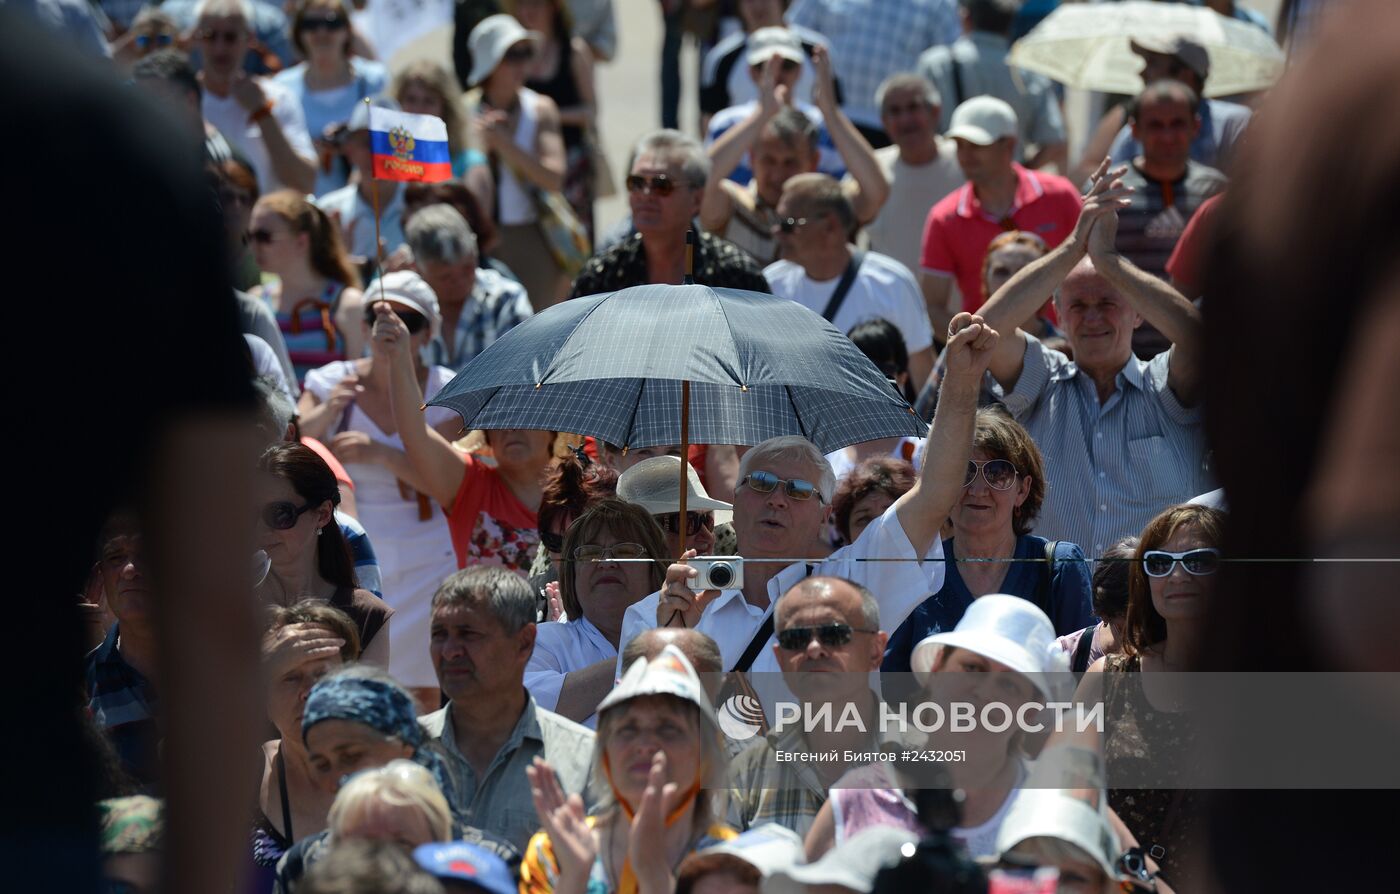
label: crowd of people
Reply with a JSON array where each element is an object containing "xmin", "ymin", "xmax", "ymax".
[{"xmin": 13, "ymin": 0, "xmax": 1395, "ymax": 891}]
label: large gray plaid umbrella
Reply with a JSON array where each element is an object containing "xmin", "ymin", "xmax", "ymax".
[{"xmin": 426, "ymin": 282, "xmax": 928, "ymax": 455}]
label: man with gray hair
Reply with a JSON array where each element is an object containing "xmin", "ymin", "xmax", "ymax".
[
  {"xmin": 419, "ymin": 566, "xmax": 594, "ymax": 851},
  {"xmin": 918, "ymin": 0, "xmax": 1067, "ymax": 172},
  {"xmin": 618, "ymin": 312, "xmax": 1001, "ymax": 724},
  {"xmin": 764, "ymin": 173, "xmax": 934, "ymax": 391},
  {"xmin": 406, "ymin": 203, "xmax": 533, "ymax": 372},
  {"xmin": 568, "ymin": 129, "xmax": 771, "ymax": 298},
  {"xmin": 853, "ymin": 72, "xmax": 965, "ymax": 278}
]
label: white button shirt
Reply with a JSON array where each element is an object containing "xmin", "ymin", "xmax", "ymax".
[
  {"xmin": 524, "ymin": 615, "xmax": 615, "ymax": 728},
  {"xmin": 618, "ymin": 503, "xmax": 944, "ymax": 717}
]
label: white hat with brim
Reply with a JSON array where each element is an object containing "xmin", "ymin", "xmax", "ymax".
[
  {"xmin": 617, "ymin": 455, "xmax": 733, "ymax": 515},
  {"xmin": 693, "ymin": 824, "xmax": 804, "ymax": 878},
  {"xmin": 946, "ymin": 95, "xmax": 1019, "ymax": 146},
  {"xmin": 745, "ymin": 27, "xmax": 805, "ymax": 68},
  {"xmin": 762, "ymin": 826, "xmax": 918, "ymax": 894},
  {"xmin": 995, "ymin": 788, "xmax": 1124, "ymax": 881},
  {"xmin": 466, "ymin": 14, "xmax": 542, "ymax": 88},
  {"xmin": 910, "ymin": 594, "xmax": 1064, "ymax": 700},
  {"xmin": 598, "ymin": 645, "xmax": 719, "ymax": 731},
  {"xmin": 367, "ymin": 270, "xmax": 443, "ymax": 341}
]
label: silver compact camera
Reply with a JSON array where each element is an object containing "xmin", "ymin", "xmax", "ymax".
[{"xmin": 689, "ymin": 556, "xmax": 743, "ymax": 592}]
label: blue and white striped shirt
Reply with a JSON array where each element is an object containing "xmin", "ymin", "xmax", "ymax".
[{"xmin": 1000, "ymin": 335, "xmax": 1213, "ymax": 557}]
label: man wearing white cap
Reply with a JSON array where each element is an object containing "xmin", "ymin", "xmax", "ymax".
[
  {"xmin": 315, "ymin": 95, "xmax": 406, "ymax": 266},
  {"xmin": 919, "ymin": 95, "xmax": 1081, "ymax": 338},
  {"xmin": 617, "ymin": 312, "xmax": 1000, "ymax": 727}
]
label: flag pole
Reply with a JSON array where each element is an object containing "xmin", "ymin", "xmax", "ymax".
[{"xmin": 365, "ymin": 98, "xmax": 387, "ymax": 307}]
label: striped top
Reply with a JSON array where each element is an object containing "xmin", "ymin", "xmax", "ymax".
[
  {"xmin": 267, "ymin": 282, "xmax": 347, "ymax": 387},
  {"xmin": 86, "ymin": 623, "xmax": 159, "ymax": 787},
  {"xmin": 1000, "ymin": 335, "xmax": 1213, "ymax": 558}
]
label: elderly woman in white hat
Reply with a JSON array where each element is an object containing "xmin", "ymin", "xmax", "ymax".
[
  {"xmin": 467, "ymin": 13, "xmax": 570, "ymax": 310},
  {"xmin": 616, "ymin": 455, "xmax": 734, "ymax": 557},
  {"xmin": 523, "ymin": 646, "xmax": 738, "ymax": 893},
  {"xmin": 805, "ymin": 595, "xmax": 1065, "ymax": 863},
  {"xmin": 301, "ymin": 272, "xmax": 463, "ymax": 708},
  {"xmin": 994, "ymin": 784, "xmax": 1155, "ymax": 894}
]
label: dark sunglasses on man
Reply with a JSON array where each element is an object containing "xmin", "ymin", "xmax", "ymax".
[
  {"xmin": 741, "ymin": 470, "xmax": 822, "ymax": 502},
  {"xmin": 772, "ymin": 216, "xmax": 810, "ymax": 235},
  {"xmin": 626, "ymin": 174, "xmax": 677, "ymax": 196},
  {"xmin": 364, "ymin": 304, "xmax": 429, "ymax": 335},
  {"xmin": 261, "ymin": 500, "xmax": 315, "ymax": 530},
  {"xmin": 776, "ymin": 622, "xmax": 877, "ymax": 651},
  {"xmin": 656, "ymin": 511, "xmax": 713, "ymax": 536},
  {"xmin": 301, "ymin": 14, "xmax": 347, "ymax": 30}
]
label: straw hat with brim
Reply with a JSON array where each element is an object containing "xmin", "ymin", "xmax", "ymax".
[
  {"xmin": 763, "ymin": 826, "xmax": 918, "ymax": 894},
  {"xmin": 367, "ymin": 270, "xmax": 443, "ymax": 341},
  {"xmin": 909, "ymin": 594, "xmax": 1063, "ymax": 699},
  {"xmin": 693, "ymin": 823, "xmax": 804, "ymax": 878},
  {"xmin": 598, "ymin": 644, "xmax": 719, "ymax": 730},
  {"xmin": 946, "ymin": 95, "xmax": 1019, "ymax": 146},
  {"xmin": 617, "ymin": 455, "xmax": 733, "ymax": 516},
  {"xmin": 467, "ymin": 14, "xmax": 543, "ymax": 88},
  {"xmin": 995, "ymin": 788, "xmax": 1124, "ymax": 881}
]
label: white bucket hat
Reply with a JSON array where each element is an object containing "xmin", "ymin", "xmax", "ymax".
[
  {"xmin": 909, "ymin": 594, "xmax": 1066, "ymax": 699},
  {"xmin": 599, "ymin": 644, "xmax": 718, "ymax": 731},
  {"xmin": 466, "ymin": 14, "xmax": 542, "ymax": 88},
  {"xmin": 763, "ymin": 826, "xmax": 917, "ymax": 894},
  {"xmin": 996, "ymin": 787, "xmax": 1124, "ymax": 881},
  {"xmin": 617, "ymin": 455, "xmax": 733, "ymax": 522},
  {"xmin": 366, "ymin": 270, "xmax": 443, "ymax": 341}
]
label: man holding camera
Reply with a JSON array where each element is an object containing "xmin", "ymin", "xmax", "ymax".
[{"xmin": 617, "ymin": 313, "xmax": 997, "ymax": 719}]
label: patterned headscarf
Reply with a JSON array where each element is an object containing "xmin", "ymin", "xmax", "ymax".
[
  {"xmin": 98, "ymin": 795, "xmax": 164, "ymax": 855},
  {"xmin": 301, "ymin": 675, "xmax": 424, "ymax": 750}
]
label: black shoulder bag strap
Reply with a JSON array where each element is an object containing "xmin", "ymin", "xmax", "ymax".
[
  {"xmin": 949, "ymin": 54, "xmax": 966, "ymax": 112},
  {"xmin": 1070, "ymin": 622, "xmax": 1096, "ymax": 673},
  {"xmin": 820, "ymin": 250, "xmax": 866, "ymax": 324},
  {"xmin": 732, "ymin": 564, "xmax": 814, "ymax": 673},
  {"xmin": 1038, "ymin": 539, "xmax": 1058, "ymax": 619}
]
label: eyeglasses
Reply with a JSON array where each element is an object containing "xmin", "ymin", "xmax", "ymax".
[
  {"xmin": 573, "ymin": 542, "xmax": 647, "ymax": 561},
  {"xmin": 196, "ymin": 28, "xmax": 245, "ymax": 43},
  {"xmin": 363, "ymin": 305, "xmax": 428, "ymax": 334},
  {"xmin": 742, "ymin": 470, "xmax": 822, "ymax": 502},
  {"xmin": 1141, "ymin": 547, "xmax": 1221, "ymax": 577},
  {"xmin": 503, "ymin": 44, "xmax": 535, "ymax": 63},
  {"xmin": 261, "ymin": 500, "xmax": 315, "ymax": 530},
  {"xmin": 963, "ymin": 459, "xmax": 1019, "ymax": 491},
  {"xmin": 776, "ymin": 623, "xmax": 877, "ymax": 651},
  {"xmin": 301, "ymin": 15, "xmax": 348, "ymax": 30},
  {"xmin": 135, "ymin": 33, "xmax": 174, "ymax": 49},
  {"xmin": 626, "ymin": 174, "xmax": 678, "ymax": 196},
  {"xmin": 246, "ymin": 228, "xmax": 280, "ymax": 245},
  {"xmin": 656, "ymin": 511, "xmax": 713, "ymax": 536},
  {"xmin": 772, "ymin": 216, "xmax": 811, "ymax": 235}
]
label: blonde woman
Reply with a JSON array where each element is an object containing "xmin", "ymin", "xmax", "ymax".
[
  {"xmin": 392, "ymin": 60, "xmax": 488, "ymax": 181},
  {"xmin": 327, "ymin": 760, "xmax": 453, "ymax": 850}
]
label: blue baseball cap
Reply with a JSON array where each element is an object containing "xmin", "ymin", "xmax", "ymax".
[{"xmin": 414, "ymin": 842, "xmax": 515, "ymax": 894}]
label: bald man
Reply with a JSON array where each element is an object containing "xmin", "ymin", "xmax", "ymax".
[{"xmin": 725, "ymin": 576, "xmax": 888, "ymax": 838}]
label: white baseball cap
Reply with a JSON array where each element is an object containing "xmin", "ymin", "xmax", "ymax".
[
  {"xmin": 366, "ymin": 270, "xmax": 442, "ymax": 340},
  {"xmin": 909, "ymin": 594, "xmax": 1066, "ymax": 699},
  {"xmin": 693, "ymin": 824, "xmax": 804, "ymax": 878},
  {"xmin": 763, "ymin": 826, "xmax": 918, "ymax": 894},
  {"xmin": 946, "ymin": 96, "xmax": 1019, "ymax": 146},
  {"xmin": 746, "ymin": 27, "xmax": 805, "ymax": 68},
  {"xmin": 466, "ymin": 14, "xmax": 542, "ymax": 87}
]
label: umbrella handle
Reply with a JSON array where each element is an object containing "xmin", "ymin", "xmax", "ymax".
[
  {"xmin": 677, "ymin": 380, "xmax": 690, "ymax": 562},
  {"xmin": 683, "ymin": 228, "xmax": 695, "ymax": 285}
]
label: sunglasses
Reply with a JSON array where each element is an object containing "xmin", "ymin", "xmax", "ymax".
[
  {"xmin": 772, "ymin": 216, "xmax": 811, "ymax": 235},
  {"xmin": 504, "ymin": 44, "xmax": 535, "ymax": 63},
  {"xmin": 963, "ymin": 459, "xmax": 1019, "ymax": 491},
  {"xmin": 626, "ymin": 174, "xmax": 678, "ymax": 196},
  {"xmin": 301, "ymin": 15, "xmax": 348, "ymax": 30},
  {"xmin": 657, "ymin": 511, "xmax": 713, "ymax": 536},
  {"xmin": 741, "ymin": 470, "xmax": 822, "ymax": 502},
  {"xmin": 573, "ymin": 542, "xmax": 647, "ymax": 561},
  {"xmin": 776, "ymin": 622, "xmax": 877, "ymax": 651},
  {"xmin": 246, "ymin": 228, "xmax": 280, "ymax": 245},
  {"xmin": 135, "ymin": 33, "xmax": 174, "ymax": 49},
  {"xmin": 1141, "ymin": 547, "xmax": 1221, "ymax": 577},
  {"xmin": 197, "ymin": 28, "xmax": 245, "ymax": 43},
  {"xmin": 363, "ymin": 306, "xmax": 428, "ymax": 334},
  {"xmin": 261, "ymin": 500, "xmax": 315, "ymax": 530}
]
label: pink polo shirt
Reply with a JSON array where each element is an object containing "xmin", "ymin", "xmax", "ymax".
[{"xmin": 919, "ymin": 164, "xmax": 1082, "ymax": 316}]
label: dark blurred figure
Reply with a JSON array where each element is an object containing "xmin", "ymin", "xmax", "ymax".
[
  {"xmin": 1198, "ymin": 0, "xmax": 1400, "ymax": 889},
  {"xmin": 3, "ymin": 8, "xmax": 257, "ymax": 891}
]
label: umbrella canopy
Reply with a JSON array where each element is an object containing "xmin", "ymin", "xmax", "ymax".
[
  {"xmin": 1006, "ymin": 1, "xmax": 1284, "ymax": 97},
  {"xmin": 426, "ymin": 282, "xmax": 927, "ymax": 455}
]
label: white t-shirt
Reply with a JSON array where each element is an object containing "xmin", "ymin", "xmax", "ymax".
[
  {"xmin": 851, "ymin": 140, "xmax": 965, "ymax": 279},
  {"xmin": 763, "ymin": 251, "xmax": 934, "ymax": 353},
  {"xmin": 202, "ymin": 78, "xmax": 315, "ymax": 194}
]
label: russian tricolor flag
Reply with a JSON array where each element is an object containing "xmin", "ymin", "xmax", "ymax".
[{"xmin": 369, "ymin": 106, "xmax": 452, "ymax": 183}]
